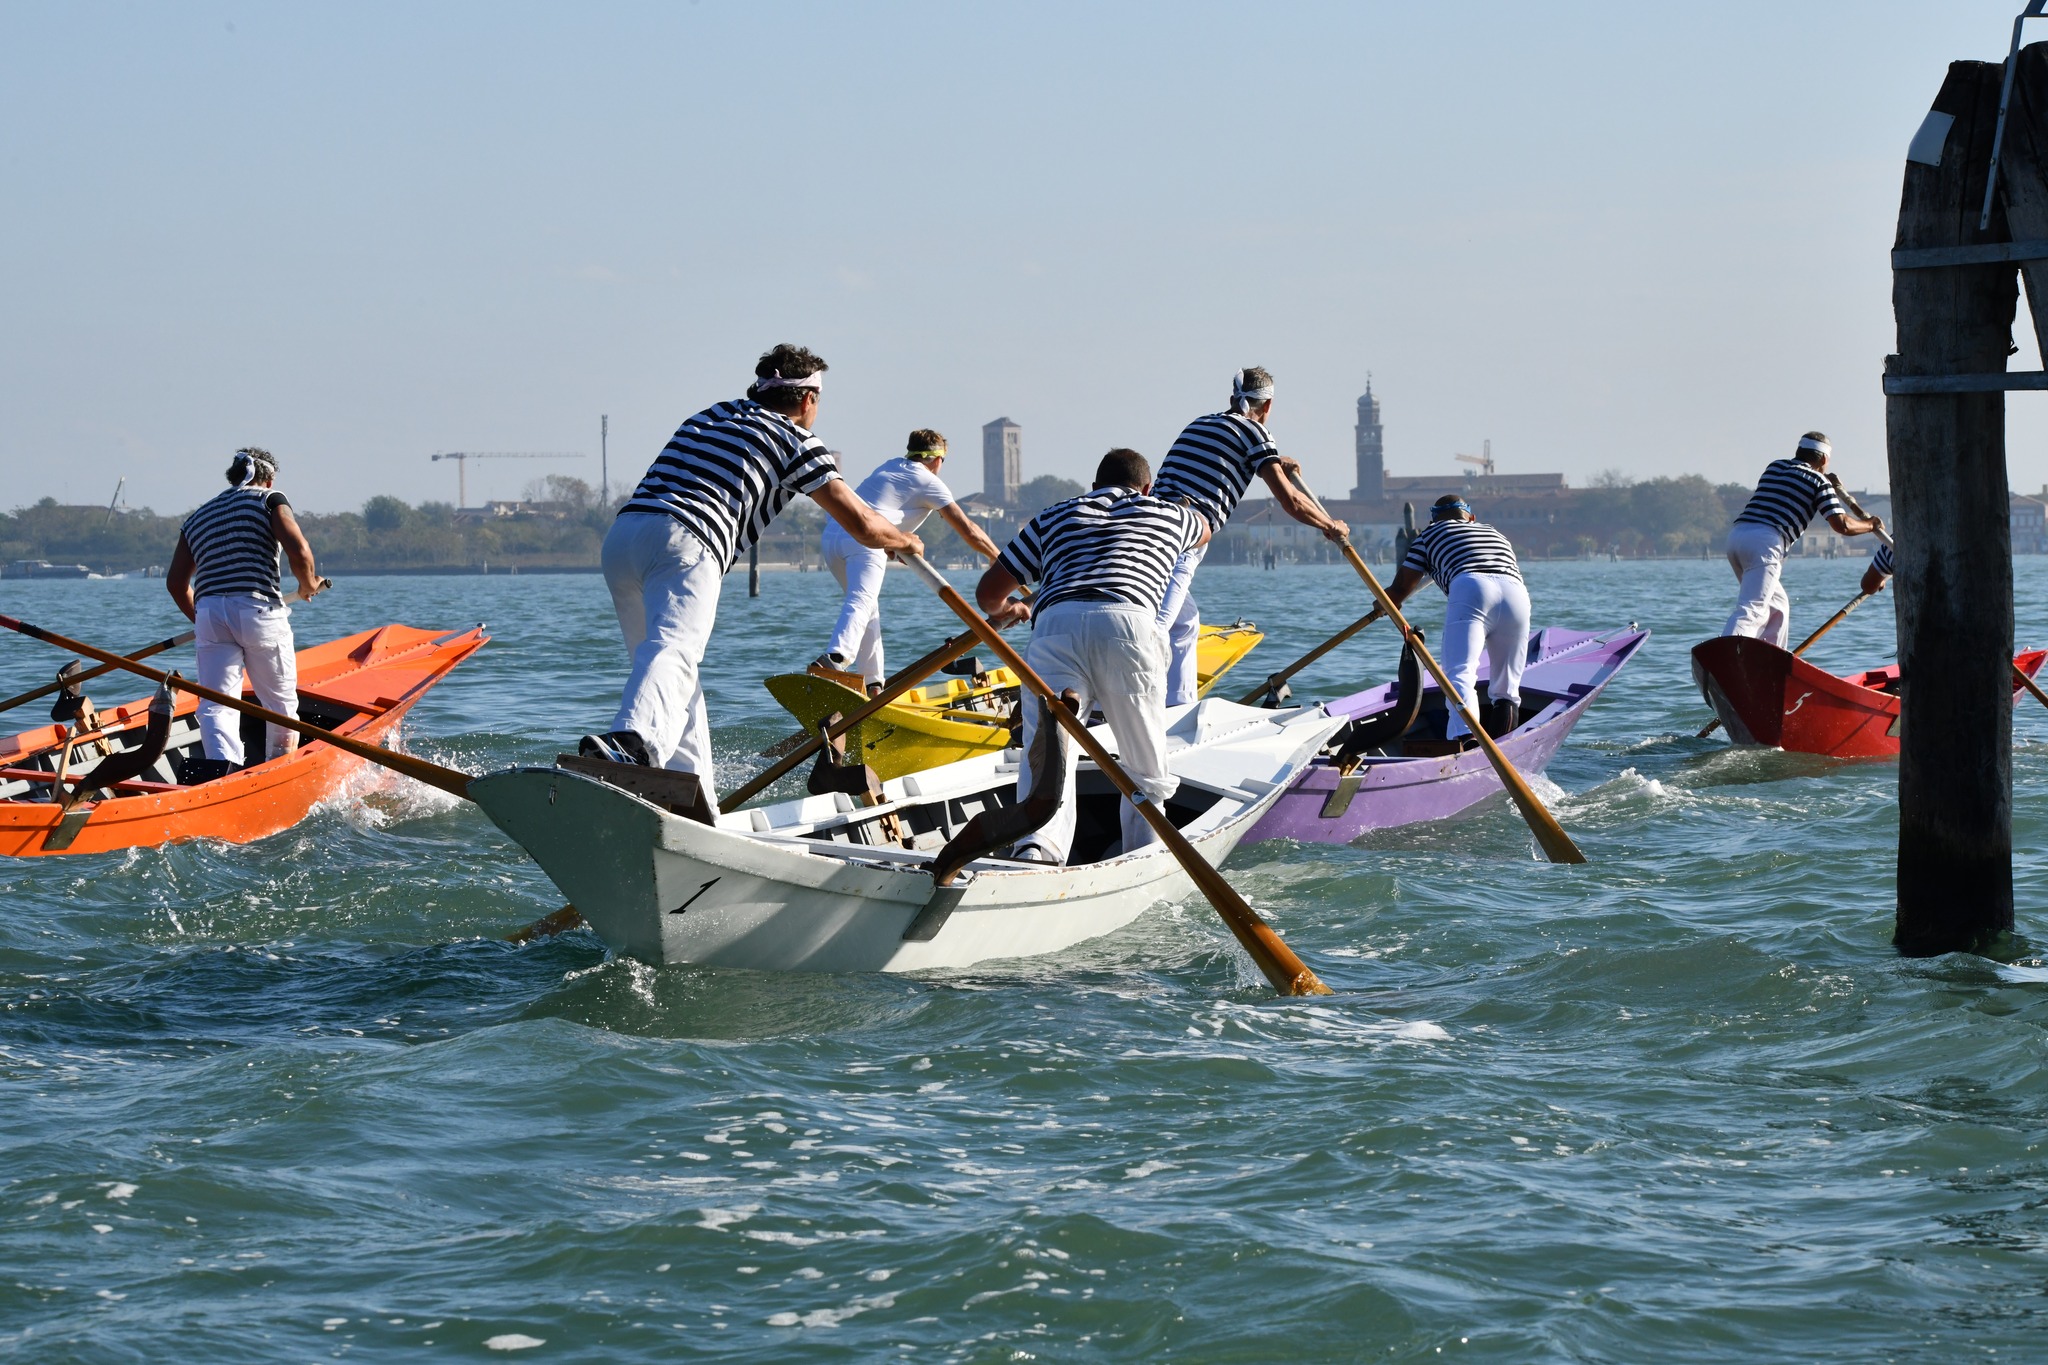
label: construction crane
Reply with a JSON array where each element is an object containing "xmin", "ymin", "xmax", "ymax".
[
  {"xmin": 1455, "ymin": 440, "xmax": 1496, "ymax": 479},
  {"xmin": 428, "ymin": 451, "xmax": 584, "ymax": 508}
]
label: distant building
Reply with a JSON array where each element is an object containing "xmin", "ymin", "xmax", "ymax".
[
  {"xmin": 982, "ymin": 418, "xmax": 1022, "ymax": 506},
  {"xmin": 2017, "ymin": 492, "xmax": 2048, "ymax": 554},
  {"xmin": 1351, "ymin": 379, "xmax": 1384, "ymax": 502}
]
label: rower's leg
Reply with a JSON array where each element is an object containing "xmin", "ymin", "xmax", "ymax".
[
  {"xmin": 608, "ymin": 516, "xmax": 722, "ymax": 789},
  {"xmin": 1155, "ymin": 546, "xmax": 1206, "ymax": 707},
  {"xmin": 1722, "ymin": 523, "xmax": 1785, "ymax": 640},
  {"xmin": 1441, "ymin": 577, "xmax": 1489, "ymax": 739},
  {"xmin": 1481, "ymin": 575, "xmax": 1532, "ymax": 729},
  {"xmin": 194, "ymin": 598, "xmax": 247, "ymax": 766},
  {"xmin": 1085, "ymin": 607, "xmax": 1177, "ymax": 857},
  {"xmin": 834, "ymin": 545, "xmax": 888, "ymax": 687},
  {"xmin": 1011, "ymin": 608, "xmax": 1091, "ymax": 865},
  {"xmin": 238, "ymin": 599, "xmax": 300, "ymax": 759}
]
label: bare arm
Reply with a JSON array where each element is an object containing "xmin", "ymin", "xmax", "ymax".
[
  {"xmin": 974, "ymin": 561, "xmax": 1032, "ymax": 629},
  {"xmin": 1861, "ymin": 563, "xmax": 1891, "ymax": 596},
  {"xmin": 166, "ymin": 536, "xmax": 198, "ymax": 622},
  {"xmin": 940, "ymin": 502, "xmax": 1002, "ymax": 561},
  {"xmin": 1826, "ymin": 512, "xmax": 1884, "ymax": 538},
  {"xmin": 1190, "ymin": 511, "xmax": 1213, "ymax": 550},
  {"xmin": 271, "ymin": 504, "xmax": 325, "ymax": 599},
  {"xmin": 1386, "ymin": 563, "xmax": 1428, "ymax": 610},
  {"xmin": 812, "ymin": 480, "xmax": 924, "ymax": 559},
  {"xmin": 1259, "ymin": 459, "xmax": 1348, "ymax": 542}
]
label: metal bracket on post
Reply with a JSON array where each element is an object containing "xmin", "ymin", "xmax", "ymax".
[
  {"xmin": 1981, "ymin": 0, "xmax": 2048, "ymax": 231},
  {"xmin": 1881, "ymin": 352, "xmax": 2048, "ymax": 394}
]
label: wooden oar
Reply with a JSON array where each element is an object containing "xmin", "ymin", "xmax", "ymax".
[
  {"xmin": 0, "ymin": 628, "xmax": 196, "ymax": 716},
  {"xmin": 722, "ymin": 593, "xmax": 1034, "ymax": 813},
  {"xmin": 1237, "ymin": 608, "xmax": 1382, "ymax": 706},
  {"xmin": 1697, "ymin": 590, "xmax": 1874, "ymax": 738},
  {"xmin": 901, "ymin": 554, "xmax": 1330, "ymax": 996},
  {"xmin": 1828, "ymin": 474, "xmax": 1895, "ymax": 549},
  {"xmin": 1286, "ymin": 475, "xmax": 1586, "ymax": 865},
  {"xmin": 0, "ymin": 612, "xmax": 475, "ymax": 799},
  {"xmin": 2015, "ymin": 660, "xmax": 2048, "ymax": 714}
]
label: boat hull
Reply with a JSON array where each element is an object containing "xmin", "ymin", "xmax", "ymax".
[
  {"xmin": 472, "ymin": 699, "xmax": 1344, "ymax": 974},
  {"xmin": 1690, "ymin": 636, "xmax": 2048, "ymax": 758},
  {"xmin": 0, "ymin": 623, "xmax": 487, "ymax": 856},
  {"xmin": 1246, "ymin": 626, "xmax": 1649, "ymax": 843}
]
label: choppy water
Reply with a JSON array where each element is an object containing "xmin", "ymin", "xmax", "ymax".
[{"xmin": 6, "ymin": 557, "xmax": 2048, "ymax": 1361}]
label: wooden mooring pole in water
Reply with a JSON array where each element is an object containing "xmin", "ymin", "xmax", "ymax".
[
  {"xmin": 749, "ymin": 542, "xmax": 761, "ymax": 597},
  {"xmin": 1887, "ymin": 57, "xmax": 2024, "ymax": 954}
]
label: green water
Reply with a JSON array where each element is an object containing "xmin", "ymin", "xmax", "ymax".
[{"xmin": 4, "ymin": 558, "xmax": 2048, "ymax": 1362}]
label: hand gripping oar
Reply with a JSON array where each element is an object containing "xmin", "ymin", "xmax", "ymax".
[
  {"xmin": 723, "ymin": 590, "xmax": 1035, "ymax": 813},
  {"xmin": 0, "ymin": 612, "xmax": 475, "ymax": 800},
  {"xmin": 1285, "ymin": 474, "xmax": 1586, "ymax": 865},
  {"xmin": 1696, "ymin": 590, "xmax": 1873, "ymax": 738},
  {"xmin": 0, "ymin": 627, "xmax": 196, "ymax": 716},
  {"xmin": 1237, "ymin": 608, "xmax": 1382, "ymax": 706},
  {"xmin": 901, "ymin": 554, "xmax": 1331, "ymax": 996}
]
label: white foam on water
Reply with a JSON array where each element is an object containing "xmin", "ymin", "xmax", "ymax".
[
  {"xmin": 1995, "ymin": 962, "xmax": 2048, "ymax": 983},
  {"xmin": 694, "ymin": 1204, "xmax": 759, "ymax": 1232},
  {"xmin": 1124, "ymin": 1159, "xmax": 1177, "ymax": 1179},
  {"xmin": 483, "ymin": 1334, "xmax": 546, "ymax": 1351},
  {"xmin": 101, "ymin": 1183, "xmax": 136, "ymax": 1202}
]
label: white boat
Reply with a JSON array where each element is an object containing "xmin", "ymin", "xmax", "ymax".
[{"xmin": 470, "ymin": 698, "xmax": 1346, "ymax": 975}]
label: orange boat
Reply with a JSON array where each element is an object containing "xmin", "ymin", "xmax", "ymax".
[{"xmin": 0, "ymin": 622, "xmax": 488, "ymax": 857}]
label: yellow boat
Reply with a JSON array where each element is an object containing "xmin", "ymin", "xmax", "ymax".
[{"xmin": 761, "ymin": 620, "xmax": 1264, "ymax": 781}]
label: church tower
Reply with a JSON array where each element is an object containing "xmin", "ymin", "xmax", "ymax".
[
  {"xmin": 1351, "ymin": 377, "xmax": 1384, "ymax": 502},
  {"xmin": 982, "ymin": 417, "xmax": 1022, "ymax": 505}
]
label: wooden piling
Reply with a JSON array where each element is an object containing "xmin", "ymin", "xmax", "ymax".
[{"xmin": 1888, "ymin": 60, "xmax": 2019, "ymax": 956}]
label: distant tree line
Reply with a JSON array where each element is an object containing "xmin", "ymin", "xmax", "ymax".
[{"xmin": 0, "ymin": 471, "xmax": 1753, "ymax": 575}]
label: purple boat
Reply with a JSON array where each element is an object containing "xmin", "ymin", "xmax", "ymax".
[{"xmin": 1245, "ymin": 625, "xmax": 1650, "ymax": 843}]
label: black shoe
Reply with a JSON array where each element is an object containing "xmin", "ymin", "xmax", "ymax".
[
  {"xmin": 578, "ymin": 731, "xmax": 652, "ymax": 766},
  {"xmin": 1484, "ymin": 699, "xmax": 1522, "ymax": 738}
]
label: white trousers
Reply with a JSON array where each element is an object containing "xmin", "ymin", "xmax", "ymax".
[
  {"xmin": 1722, "ymin": 521, "xmax": 1791, "ymax": 648},
  {"xmin": 1440, "ymin": 572, "xmax": 1530, "ymax": 739},
  {"xmin": 602, "ymin": 512, "xmax": 722, "ymax": 799},
  {"xmin": 1154, "ymin": 543, "xmax": 1207, "ymax": 707},
  {"xmin": 195, "ymin": 594, "xmax": 298, "ymax": 765},
  {"xmin": 821, "ymin": 524, "xmax": 887, "ymax": 684},
  {"xmin": 1013, "ymin": 602, "xmax": 1177, "ymax": 865}
]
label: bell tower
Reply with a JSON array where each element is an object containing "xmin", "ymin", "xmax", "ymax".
[{"xmin": 1351, "ymin": 377, "xmax": 1384, "ymax": 501}]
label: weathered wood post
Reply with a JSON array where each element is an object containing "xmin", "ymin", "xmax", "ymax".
[{"xmin": 1887, "ymin": 60, "xmax": 2019, "ymax": 955}]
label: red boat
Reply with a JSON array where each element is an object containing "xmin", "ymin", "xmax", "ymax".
[
  {"xmin": 1691, "ymin": 636, "xmax": 2048, "ymax": 758},
  {"xmin": 0, "ymin": 622, "xmax": 487, "ymax": 856}
]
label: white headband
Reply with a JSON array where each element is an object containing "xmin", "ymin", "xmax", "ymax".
[
  {"xmin": 231, "ymin": 450, "xmax": 273, "ymax": 487},
  {"xmin": 1231, "ymin": 370, "xmax": 1274, "ymax": 408},
  {"xmin": 1797, "ymin": 435, "xmax": 1831, "ymax": 459},
  {"xmin": 753, "ymin": 369, "xmax": 823, "ymax": 394}
]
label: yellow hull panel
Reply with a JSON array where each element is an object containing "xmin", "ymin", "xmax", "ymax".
[{"xmin": 762, "ymin": 621, "xmax": 1263, "ymax": 782}]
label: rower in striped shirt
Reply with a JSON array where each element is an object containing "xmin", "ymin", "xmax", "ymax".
[
  {"xmin": 1153, "ymin": 368, "xmax": 1349, "ymax": 706},
  {"xmin": 1862, "ymin": 541, "xmax": 1896, "ymax": 597},
  {"xmin": 974, "ymin": 448, "xmax": 1211, "ymax": 865},
  {"xmin": 581, "ymin": 344, "xmax": 923, "ymax": 812},
  {"xmin": 166, "ymin": 447, "xmax": 326, "ymax": 778},
  {"xmin": 1722, "ymin": 432, "xmax": 1885, "ymax": 648},
  {"xmin": 1384, "ymin": 495, "xmax": 1529, "ymax": 741}
]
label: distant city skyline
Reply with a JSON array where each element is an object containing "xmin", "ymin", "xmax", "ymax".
[{"xmin": 5, "ymin": 3, "xmax": 2047, "ymax": 515}]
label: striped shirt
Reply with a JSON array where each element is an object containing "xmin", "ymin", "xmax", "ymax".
[
  {"xmin": 996, "ymin": 487, "xmax": 1206, "ymax": 615},
  {"xmin": 181, "ymin": 486, "xmax": 289, "ymax": 603},
  {"xmin": 620, "ymin": 398, "xmax": 842, "ymax": 570},
  {"xmin": 1154, "ymin": 410, "xmax": 1281, "ymax": 527},
  {"xmin": 1734, "ymin": 459, "xmax": 1847, "ymax": 543},
  {"xmin": 1400, "ymin": 518, "xmax": 1522, "ymax": 593},
  {"xmin": 1872, "ymin": 542, "xmax": 1895, "ymax": 577}
]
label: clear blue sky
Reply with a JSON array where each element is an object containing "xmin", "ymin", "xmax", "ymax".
[{"xmin": 3, "ymin": 1, "xmax": 2044, "ymax": 515}]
